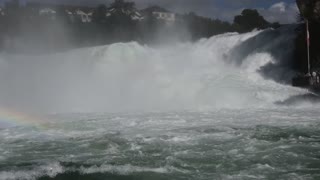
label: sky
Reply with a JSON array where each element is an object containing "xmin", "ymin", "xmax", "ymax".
[{"xmin": 0, "ymin": 0, "xmax": 299, "ymax": 24}]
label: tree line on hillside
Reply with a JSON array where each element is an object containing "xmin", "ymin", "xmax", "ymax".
[{"xmin": 0, "ymin": 0, "xmax": 281, "ymax": 53}]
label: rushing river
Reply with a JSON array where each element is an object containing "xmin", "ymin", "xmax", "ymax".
[
  {"xmin": 0, "ymin": 26, "xmax": 320, "ymax": 179},
  {"xmin": 1, "ymin": 110, "xmax": 320, "ymax": 180}
]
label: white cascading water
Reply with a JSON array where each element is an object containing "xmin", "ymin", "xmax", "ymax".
[
  {"xmin": 0, "ymin": 26, "xmax": 308, "ymax": 113},
  {"xmin": 1, "ymin": 26, "xmax": 320, "ymax": 180}
]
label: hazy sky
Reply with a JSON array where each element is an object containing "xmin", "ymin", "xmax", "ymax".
[{"xmin": 0, "ymin": 0, "xmax": 298, "ymax": 23}]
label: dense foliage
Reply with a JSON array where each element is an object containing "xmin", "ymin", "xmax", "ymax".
[
  {"xmin": 233, "ymin": 9, "xmax": 280, "ymax": 33},
  {"xmin": 0, "ymin": 0, "xmax": 280, "ymax": 53}
]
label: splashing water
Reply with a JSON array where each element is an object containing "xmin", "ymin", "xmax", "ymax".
[
  {"xmin": 0, "ymin": 26, "xmax": 308, "ymax": 113},
  {"xmin": 0, "ymin": 26, "xmax": 320, "ymax": 180}
]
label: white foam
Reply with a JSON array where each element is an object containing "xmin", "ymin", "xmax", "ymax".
[
  {"xmin": 80, "ymin": 164, "xmax": 168, "ymax": 175},
  {"xmin": 0, "ymin": 27, "xmax": 307, "ymax": 114},
  {"xmin": 0, "ymin": 162, "xmax": 64, "ymax": 180}
]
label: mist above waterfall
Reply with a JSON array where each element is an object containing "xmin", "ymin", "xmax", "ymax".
[{"xmin": 0, "ymin": 26, "xmax": 307, "ymax": 113}]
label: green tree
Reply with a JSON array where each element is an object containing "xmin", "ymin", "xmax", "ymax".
[
  {"xmin": 110, "ymin": 0, "xmax": 135, "ymax": 11},
  {"xmin": 108, "ymin": 0, "xmax": 136, "ymax": 27},
  {"xmin": 233, "ymin": 9, "xmax": 270, "ymax": 32},
  {"xmin": 92, "ymin": 4, "xmax": 108, "ymax": 23},
  {"xmin": 183, "ymin": 12, "xmax": 233, "ymax": 39}
]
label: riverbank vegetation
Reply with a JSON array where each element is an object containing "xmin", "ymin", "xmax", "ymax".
[{"xmin": 0, "ymin": 0, "xmax": 280, "ymax": 53}]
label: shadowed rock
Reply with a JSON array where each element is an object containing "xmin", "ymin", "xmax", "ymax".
[{"xmin": 296, "ymin": 0, "xmax": 320, "ymax": 22}]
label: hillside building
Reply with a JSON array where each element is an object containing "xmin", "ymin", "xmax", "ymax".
[{"xmin": 152, "ymin": 12, "xmax": 175, "ymax": 22}]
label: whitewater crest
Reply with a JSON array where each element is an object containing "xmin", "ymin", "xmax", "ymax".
[{"xmin": 0, "ymin": 26, "xmax": 307, "ymax": 113}]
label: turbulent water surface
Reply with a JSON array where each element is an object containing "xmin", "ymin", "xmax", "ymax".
[{"xmin": 1, "ymin": 27, "xmax": 320, "ymax": 180}]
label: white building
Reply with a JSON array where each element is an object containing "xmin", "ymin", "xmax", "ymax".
[
  {"xmin": 152, "ymin": 11, "xmax": 175, "ymax": 22},
  {"xmin": 107, "ymin": 8, "xmax": 144, "ymax": 21},
  {"xmin": 64, "ymin": 10, "xmax": 75, "ymax": 22},
  {"xmin": 131, "ymin": 11, "xmax": 144, "ymax": 21},
  {"xmin": 75, "ymin": 10, "xmax": 92, "ymax": 23},
  {"xmin": 39, "ymin": 8, "xmax": 56, "ymax": 20}
]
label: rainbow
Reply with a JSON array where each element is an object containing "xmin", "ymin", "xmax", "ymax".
[{"xmin": 0, "ymin": 108, "xmax": 48, "ymax": 128}]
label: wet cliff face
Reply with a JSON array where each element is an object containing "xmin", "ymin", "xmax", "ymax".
[
  {"xmin": 296, "ymin": 0, "xmax": 320, "ymax": 22},
  {"xmin": 315, "ymin": 2, "xmax": 320, "ymax": 21},
  {"xmin": 295, "ymin": 0, "xmax": 320, "ymax": 72}
]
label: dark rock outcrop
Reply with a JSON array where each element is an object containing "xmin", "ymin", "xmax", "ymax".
[
  {"xmin": 297, "ymin": 0, "xmax": 320, "ymax": 22},
  {"xmin": 295, "ymin": 0, "xmax": 320, "ymax": 73}
]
